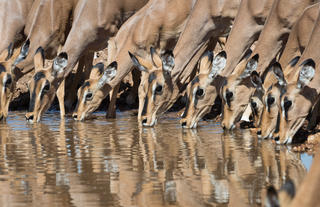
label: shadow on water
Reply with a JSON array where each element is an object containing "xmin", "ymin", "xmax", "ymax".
[{"xmin": 0, "ymin": 111, "xmax": 313, "ymax": 206}]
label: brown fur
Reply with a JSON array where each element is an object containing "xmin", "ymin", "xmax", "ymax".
[
  {"xmin": 277, "ymin": 8, "xmax": 320, "ymax": 144},
  {"xmin": 221, "ymin": 0, "xmax": 316, "ymax": 130},
  {"xmin": 74, "ymin": 0, "xmax": 196, "ymax": 121},
  {"xmin": 27, "ymin": 0, "xmax": 147, "ymax": 121}
]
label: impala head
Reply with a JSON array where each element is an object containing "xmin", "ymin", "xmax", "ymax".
[
  {"xmin": 277, "ymin": 59, "xmax": 316, "ymax": 144},
  {"xmin": 221, "ymin": 54, "xmax": 259, "ymax": 130},
  {"xmin": 129, "ymin": 48, "xmax": 175, "ymax": 127},
  {"xmin": 258, "ymin": 57, "xmax": 300, "ymax": 139},
  {"xmin": 180, "ymin": 51, "xmax": 226, "ymax": 128},
  {"xmin": 25, "ymin": 48, "xmax": 68, "ymax": 123},
  {"xmin": 73, "ymin": 62, "xmax": 117, "ymax": 121},
  {"xmin": 0, "ymin": 40, "xmax": 30, "ymax": 121}
]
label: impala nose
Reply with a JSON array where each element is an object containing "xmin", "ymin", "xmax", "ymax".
[
  {"xmin": 257, "ymin": 130, "xmax": 261, "ymax": 135},
  {"xmin": 142, "ymin": 118, "xmax": 147, "ymax": 125},
  {"xmin": 72, "ymin": 114, "xmax": 78, "ymax": 120},
  {"xmin": 181, "ymin": 122, "xmax": 187, "ymax": 127},
  {"xmin": 25, "ymin": 114, "xmax": 34, "ymax": 121}
]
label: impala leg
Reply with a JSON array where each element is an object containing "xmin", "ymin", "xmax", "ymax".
[
  {"xmin": 126, "ymin": 68, "xmax": 140, "ymax": 105},
  {"xmin": 106, "ymin": 83, "xmax": 120, "ymax": 118},
  {"xmin": 57, "ymin": 79, "xmax": 65, "ymax": 118}
]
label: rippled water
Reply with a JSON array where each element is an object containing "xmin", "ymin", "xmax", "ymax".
[{"xmin": 0, "ymin": 111, "xmax": 313, "ymax": 207}]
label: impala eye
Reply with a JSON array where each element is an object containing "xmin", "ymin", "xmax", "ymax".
[
  {"xmin": 155, "ymin": 85, "xmax": 163, "ymax": 94},
  {"xmin": 86, "ymin": 92, "xmax": 93, "ymax": 101},
  {"xmin": 43, "ymin": 82, "xmax": 50, "ymax": 92},
  {"xmin": 226, "ymin": 91, "xmax": 233, "ymax": 100},
  {"xmin": 225, "ymin": 90, "xmax": 233, "ymax": 107},
  {"xmin": 267, "ymin": 96, "xmax": 275, "ymax": 106},
  {"xmin": 196, "ymin": 88, "xmax": 204, "ymax": 97},
  {"xmin": 284, "ymin": 99, "xmax": 292, "ymax": 111},
  {"xmin": 251, "ymin": 101, "xmax": 257, "ymax": 109}
]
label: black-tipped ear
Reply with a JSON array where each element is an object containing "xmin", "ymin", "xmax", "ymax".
[
  {"xmin": 161, "ymin": 50, "xmax": 175, "ymax": 74},
  {"xmin": 217, "ymin": 50, "xmax": 227, "ymax": 59},
  {"xmin": 209, "ymin": 51, "xmax": 227, "ymax": 79},
  {"xmin": 250, "ymin": 71, "xmax": 263, "ymax": 90},
  {"xmin": 52, "ymin": 52, "xmax": 68, "ymax": 76},
  {"xmin": 251, "ymin": 54, "xmax": 259, "ymax": 62},
  {"xmin": 272, "ymin": 62, "xmax": 286, "ymax": 86},
  {"xmin": 150, "ymin": 47, "xmax": 162, "ymax": 67},
  {"xmin": 199, "ymin": 50, "xmax": 214, "ymax": 74},
  {"xmin": 5, "ymin": 43, "xmax": 14, "ymax": 61},
  {"xmin": 108, "ymin": 61, "xmax": 117, "ymax": 69},
  {"xmin": 97, "ymin": 61, "xmax": 117, "ymax": 89},
  {"xmin": 21, "ymin": 39, "xmax": 30, "ymax": 56},
  {"xmin": 240, "ymin": 54, "xmax": 259, "ymax": 79},
  {"xmin": 13, "ymin": 39, "xmax": 30, "ymax": 66},
  {"xmin": 58, "ymin": 52, "xmax": 68, "ymax": 60},
  {"xmin": 289, "ymin": 56, "xmax": 300, "ymax": 67},
  {"xmin": 93, "ymin": 62, "xmax": 105, "ymax": 74},
  {"xmin": 34, "ymin": 47, "xmax": 45, "ymax": 69},
  {"xmin": 128, "ymin": 51, "xmax": 148, "ymax": 72},
  {"xmin": 240, "ymin": 48, "xmax": 252, "ymax": 62},
  {"xmin": 297, "ymin": 58, "xmax": 315, "ymax": 89},
  {"xmin": 202, "ymin": 50, "xmax": 214, "ymax": 63}
]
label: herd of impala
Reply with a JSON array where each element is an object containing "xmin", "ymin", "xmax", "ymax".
[{"xmin": 1, "ymin": 0, "xmax": 320, "ymax": 205}]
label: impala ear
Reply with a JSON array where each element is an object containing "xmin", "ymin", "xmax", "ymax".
[
  {"xmin": 52, "ymin": 52, "xmax": 68, "ymax": 77},
  {"xmin": 96, "ymin": 61, "xmax": 117, "ymax": 90},
  {"xmin": 90, "ymin": 62, "xmax": 105, "ymax": 79},
  {"xmin": 13, "ymin": 39, "xmax": 30, "ymax": 66},
  {"xmin": 297, "ymin": 58, "xmax": 315, "ymax": 89},
  {"xmin": 209, "ymin": 51, "xmax": 226, "ymax": 79},
  {"xmin": 161, "ymin": 50, "xmax": 175, "ymax": 75},
  {"xmin": 150, "ymin": 47, "xmax": 162, "ymax": 68},
  {"xmin": 272, "ymin": 62, "xmax": 286, "ymax": 86},
  {"xmin": 199, "ymin": 50, "xmax": 213, "ymax": 74},
  {"xmin": 129, "ymin": 51, "xmax": 148, "ymax": 72},
  {"xmin": 239, "ymin": 54, "xmax": 259, "ymax": 79},
  {"xmin": 34, "ymin": 47, "xmax": 45, "ymax": 71},
  {"xmin": 250, "ymin": 71, "xmax": 263, "ymax": 91}
]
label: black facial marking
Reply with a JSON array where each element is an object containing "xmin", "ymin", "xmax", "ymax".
[
  {"xmin": 283, "ymin": 96, "xmax": 292, "ymax": 120},
  {"xmin": 191, "ymin": 76, "xmax": 199, "ymax": 85},
  {"xmin": 29, "ymin": 89, "xmax": 36, "ymax": 112},
  {"xmin": 267, "ymin": 95, "xmax": 275, "ymax": 112},
  {"xmin": 5, "ymin": 75, "xmax": 12, "ymax": 87},
  {"xmin": 182, "ymin": 95, "xmax": 189, "ymax": 118},
  {"xmin": 82, "ymin": 81, "xmax": 90, "ymax": 89},
  {"xmin": 34, "ymin": 72, "xmax": 45, "ymax": 81},
  {"xmin": 148, "ymin": 72, "xmax": 156, "ymax": 83},
  {"xmin": 142, "ymin": 96, "xmax": 148, "ymax": 116},
  {"xmin": 0, "ymin": 64, "xmax": 5, "ymax": 73},
  {"xmin": 226, "ymin": 90, "xmax": 233, "ymax": 107}
]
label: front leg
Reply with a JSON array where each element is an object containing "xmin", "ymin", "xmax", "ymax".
[{"xmin": 57, "ymin": 79, "xmax": 65, "ymax": 118}]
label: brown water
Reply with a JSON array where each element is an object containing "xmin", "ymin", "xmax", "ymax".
[{"xmin": 0, "ymin": 111, "xmax": 313, "ymax": 207}]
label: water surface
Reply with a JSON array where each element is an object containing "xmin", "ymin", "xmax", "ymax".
[{"xmin": 0, "ymin": 111, "xmax": 312, "ymax": 207}]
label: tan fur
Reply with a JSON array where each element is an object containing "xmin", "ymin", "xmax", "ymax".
[
  {"xmin": 277, "ymin": 9, "xmax": 320, "ymax": 144},
  {"xmin": 221, "ymin": 0, "xmax": 315, "ymax": 130},
  {"xmin": 74, "ymin": 0, "xmax": 196, "ymax": 121},
  {"xmin": 178, "ymin": 0, "xmax": 274, "ymax": 128},
  {"xmin": 25, "ymin": 49, "xmax": 69, "ymax": 123},
  {"xmin": 27, "ymin": 0, "xmax": 147, "ymax": 121}
]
